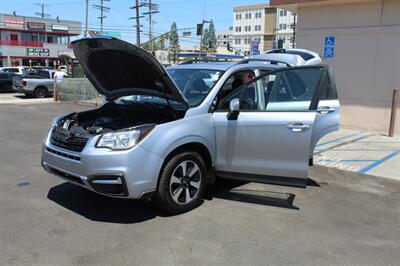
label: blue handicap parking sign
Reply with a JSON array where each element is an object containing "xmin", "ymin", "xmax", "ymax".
[{"xmin": 324, "ymin": 36, "xmax": 335, "ymax": 58}]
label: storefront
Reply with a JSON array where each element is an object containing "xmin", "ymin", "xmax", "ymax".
[{"xmin": 0, "ymin": 13, "xmax": 81, "ymax": 68}]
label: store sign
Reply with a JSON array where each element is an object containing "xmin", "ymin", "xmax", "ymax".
[
  {"xmin": 52, "ymin": 24, "xmax": 69, "ymax": 32},
  {"xmin": 27, "ymin": 22, "xmax": 46, "ymax": 31},
  {"xmin": 4, "ymin": 16, "xmax": 24, "ymax": 29},
  {"xmin": 27, "ymin": 48, "xmax": 50, "ymax": 57}
]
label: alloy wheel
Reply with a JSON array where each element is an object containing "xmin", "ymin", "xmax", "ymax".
[{"xmin": 169, "ymin": 160, "xmax": 202, "ymax": 205}]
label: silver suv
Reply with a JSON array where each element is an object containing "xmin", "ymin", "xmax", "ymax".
[{"xmin": 41, "ymin": 38, "xmax": 340, "ymax": 213}]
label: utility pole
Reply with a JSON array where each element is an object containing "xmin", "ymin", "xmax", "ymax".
[
  {"xmin": 93, "ymin": 0, "xmax": 110, "ymax": 35},
  {"xmin": 35, "ymin": 3, "xmax": 50, "ymax": 18},
  {"xmin": 292, "ymin": 13, "xmax": 297, "ymax": 48},
  {"xmin": 85, "ymin": 0, "xmax": 89, "ymax": 37},
  {"xmin": 130, "ymin": 0, "xmax": 144, "ymax": 46},
  {"xmin": 142, "ymin": 0, "xmax": 159, "ymax": 53}
]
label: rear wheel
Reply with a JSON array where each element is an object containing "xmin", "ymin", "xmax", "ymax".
[
  {"xmin": 155, "ymin": 151, "xmax": 206, "ymax": 213},
  {"xmin": 34, "ymin": 87, "xmax": 48, "ymax": 98}
]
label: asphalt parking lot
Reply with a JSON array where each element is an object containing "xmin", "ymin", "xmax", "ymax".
[{"xmin": 1, "ymin": 101, "xmax": 400, "ymax": 265}]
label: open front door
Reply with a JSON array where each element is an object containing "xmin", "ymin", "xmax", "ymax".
[{"xmin": 213, "ymin": 65, "xmax": 329, "ymax": 186}]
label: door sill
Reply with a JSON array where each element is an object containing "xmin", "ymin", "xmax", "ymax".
[{"xmin": 215, "ymin": 171, "xmax": 307, "ymax": 188}]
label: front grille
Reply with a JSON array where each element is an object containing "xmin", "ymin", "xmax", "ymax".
[
  {"xmin": 50, "ymin": 128, "xmax": 88, "ymax": 152},
  {"xmin": 47, "ymin": 147, "xmax": 80, "ymax": 161},
  {"xmin": 47, "ymin": 166, "xmax": 84, "ymax": 185}
]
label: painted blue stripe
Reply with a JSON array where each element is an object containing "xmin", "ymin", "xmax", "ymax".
[
  {"xmin": 355, "ymin": 141, "xmax": 400, "ymax": 144},
  {"xmin": 357, "ymin": 150, "xmax": 400, "ymax": 174},
  {"xmin": 316, "ymin": 132, "xmax": 363, "ymax": 147},
  {"xmin": 315, "ymin": 149, "xmax": 397, "ymax": 152}
]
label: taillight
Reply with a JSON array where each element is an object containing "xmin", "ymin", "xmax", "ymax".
[{"xmin": 22, "ymin": 81, "xmax": 27, "ymax": 87}]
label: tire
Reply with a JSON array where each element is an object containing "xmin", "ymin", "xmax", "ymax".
[
  {"xmin": 155, "ymin": 151, "xmax": 207, "ymax": 214},
  {"xmin": 34, "ymin": 87, "xmax": 48, "ymax": 98}
]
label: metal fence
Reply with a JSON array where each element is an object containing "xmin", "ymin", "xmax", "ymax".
[{"xmin": 57, "ymin": 78, "xmax": 104, "ymax": 105}]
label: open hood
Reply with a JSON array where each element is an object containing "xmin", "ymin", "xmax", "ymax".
[{"xmin": 72, "ymin": 37, "xmax": 189, "ymax": 107}]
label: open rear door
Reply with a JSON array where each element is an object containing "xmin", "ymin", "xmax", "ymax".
[{"xmin": 213, "ymin": 65, "xmax": 331, "ymax": 187}]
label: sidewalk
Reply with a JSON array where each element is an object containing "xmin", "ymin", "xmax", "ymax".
[{"xmin": 314, "ymin": 128, "xmax": 400, "ymax": 181}]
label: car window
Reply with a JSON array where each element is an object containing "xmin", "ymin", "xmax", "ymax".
[
  {"xmin": 38, "ymin": 71, "xmax": 50, "ymax": 79},
  {"xmin": 215, "ymin": 70, "xmax": 256, "ymax": 111},
  {"xmin": 167, "ymin": 68, "xmax": 224, "ymax": 107},
  {"xmin": 258, "ymin": 67, "xmax": 323, "ymax": 112},
  {"xmin": 3, "ymin": 68, "xmax": 18, "ymax": 73}
]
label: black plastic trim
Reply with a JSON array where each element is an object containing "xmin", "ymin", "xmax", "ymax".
[{"xmin": 216, "ymin": 171, "xmax": 307, "ymax": 188}]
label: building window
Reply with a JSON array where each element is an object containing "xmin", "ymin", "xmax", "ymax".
[
  {"xmin": 279, "ymin": 10, "xmax": 288, "ymax": 16},
  {"xmin": 236, "ymin": 13, "xmax": 242, "ymax": 20},
  {"xmin": 254, "ymin": 25, "xmax": 261, "ymax": 31},
  {"xmin": 264, "ymin": 35, "xmax": 273, "ymax": 41},
  {"xmin": 279, "ymin": 24, "xmax": 287, "ymax": 30},
  {"xmin": 235, "ymin": 38, "xmax": 241, "ymax": 45},
  {"xmin": 235, "ymin": 26, "xmax": 242, "ymax": 32},
  {"xmin": 255, "ymin": 12, "xmax": 262, "ymax": 18}
]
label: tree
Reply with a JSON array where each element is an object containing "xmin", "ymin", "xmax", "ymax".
[
  {"xmin": 158, "ymin": 35, "xmax": 166, "ymax": 50},
  {"xmin": 200, "ymin": 20, "xmax": 217, "ymax": 53},
  {"xmin": 208, "ymin": 20, "xmax": 217, "ymax": 53},
  {"xmin": 169, "ymin": 22, "xmax": 180, "ymax": 63},
  {"xmin": 200, "ymin": 28, "xmax": 209, "ymax": 52}
]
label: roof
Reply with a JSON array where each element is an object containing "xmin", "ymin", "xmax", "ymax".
[
  {"xmin": 168, "ymin": 62, "xmax": 235, "ymax": 71},
  {"xmin": 270, "ymin": 0, "xmax": 374, "ymax": 9},
  {"xmin": 233, "ymin": 3, "xmax": 271, "ymax": 12}
]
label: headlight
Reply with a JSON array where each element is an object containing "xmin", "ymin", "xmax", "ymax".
[
  {"xmin": 96, "ymin": 125, "xmax": 155, "ymax": 150},
  {"xmin": 51, "ymin": 114, "xmax": 67, "ymax": 127}
]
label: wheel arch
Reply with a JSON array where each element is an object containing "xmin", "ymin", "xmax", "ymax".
[{"xmin": 157, "ymin": 141, "xmax": 214, "ymax": 190}]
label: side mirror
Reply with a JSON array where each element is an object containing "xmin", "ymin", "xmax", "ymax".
[{"xmin": 227, "ymin": 98, "xmax": 240, "ymax": 120}]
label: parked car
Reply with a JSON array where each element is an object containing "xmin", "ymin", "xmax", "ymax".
[
  {"xmin": 41, "ymin": 38, "xmax": 340, "ymax": 213},
  {"xmin": 0, "ymin": 73, "xmax": 23, "ymax": 92},
  {"xmin": 20, "ymin": 70, "xmax": 55, "ymax": 98},
  {"xmin": 0, "ymin": 66, "xmax": 27, "ymax": 76}
]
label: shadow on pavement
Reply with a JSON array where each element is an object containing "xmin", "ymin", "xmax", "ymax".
[
  {"xmin": 48, "ymin": 178, "xmax": 301, "ymax": 224},
  {"xmin": 204, "ymin": 179, "xmax": 299, "ymax": 210},
  {"xmin": 47, "ymin": 183, "xmax": 170, "ymax": 224}
]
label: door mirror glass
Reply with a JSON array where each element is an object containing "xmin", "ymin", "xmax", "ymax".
[{"xmin": 227, "ymin": 98, "xmax": 240, "ymax": 120}]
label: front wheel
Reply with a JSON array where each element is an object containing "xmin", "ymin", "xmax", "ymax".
[
  {"xmin": 155, "ymin": 151, "xmax": 207, "ymax": 214},
  {"xmin": 34, "ymin": 87, "xmax": 48, "ymax": 98}
]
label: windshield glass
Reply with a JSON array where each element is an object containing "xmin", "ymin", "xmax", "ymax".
[{"xmin": 167, "ymin": 68, "xmax": 224, "ymax": 107}]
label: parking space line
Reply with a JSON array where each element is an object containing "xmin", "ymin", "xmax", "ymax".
[
  {"xmin": 316, "ymin": 131, "xmax": 363, "ymax": 147},
  {"xmin": 315, "ymin": 148, "xmax": 398, "ymax": 152},
  {"xmin": 317, "ymin": 159, "xmax": 377, "ymax": 163},
  {"xmin": 357, "ymin": 150, "xmax": 400, "ymax": 174}
]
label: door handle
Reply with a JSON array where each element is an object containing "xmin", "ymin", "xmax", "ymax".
[
  {"xmin": 286, "ymin": 122, "xmax": 310, "ymax": 133},
  {"xmin": 317, "ymin": 106, "xmax": 335, "ymax": 114}
]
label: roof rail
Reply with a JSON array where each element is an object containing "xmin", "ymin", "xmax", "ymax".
[{"xmin": 236, "ymin": 58, "xmax": 292, "ymax": 67}]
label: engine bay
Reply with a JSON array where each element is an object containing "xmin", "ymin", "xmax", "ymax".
[{"xmin": 53, "ymin": 102, "xmax": 185, "ymax": 138}]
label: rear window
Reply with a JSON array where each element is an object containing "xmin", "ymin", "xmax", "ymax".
[{"xmin": 38, "ymin": 71, "xmax": 50, "ymax": 79}]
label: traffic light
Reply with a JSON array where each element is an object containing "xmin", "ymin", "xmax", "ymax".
[
  {"xmin": 196, "ymin": 23, "xmax": 203, "ymax": 36},
  {"xmin": 227, "ymin": 42, "xmax": 231, "ymax": 51}
]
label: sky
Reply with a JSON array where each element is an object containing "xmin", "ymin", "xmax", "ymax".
[{"xmin": 1, "ymin": 0, "xmax": 268, "ymax": 45}]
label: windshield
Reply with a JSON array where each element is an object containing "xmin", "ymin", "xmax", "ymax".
[{"xmin": 167, "ymin": 68, "xmax": 224, "ymax": 107}]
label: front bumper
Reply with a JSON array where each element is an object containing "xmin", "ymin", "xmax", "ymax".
[{"xmin": 41, "ymin": 133, "xmax": 164, "ymax": 199}]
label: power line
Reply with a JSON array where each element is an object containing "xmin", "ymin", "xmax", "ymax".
[
  {"xmin": 142, "ymin": 0, "xmax": 159, "ymax": 52},
  {"xmin": 93, "ymin": 0, "xmax": 111, "ymax": 34},
  {"xmin": 35, "ymin": 3, "xmax": 50, "ymax": 18},
  {"xmin": 129, "ymin": 0, "xmax": 145, "ymax": 46}
]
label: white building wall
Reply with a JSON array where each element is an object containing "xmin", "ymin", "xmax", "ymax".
[
  {"xmin": 232, "ymin": 8, "xmax": 266, "ymax": 54},
  {"xmin": 276, "ymin": 8, "xmax": 295, "ymax": 49}
]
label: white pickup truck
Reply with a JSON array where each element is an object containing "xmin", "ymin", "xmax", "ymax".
[{"xmin": 20, "ymin": 70, "xmax": 56, "ymax": 98}]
